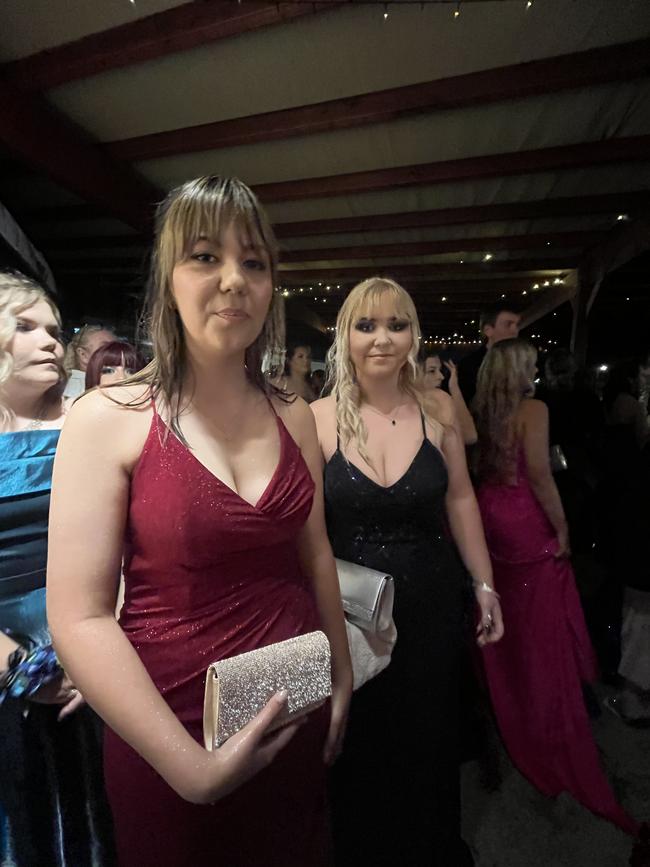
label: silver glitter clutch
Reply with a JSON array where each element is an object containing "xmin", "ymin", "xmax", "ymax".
[{"xmin": 203, "ymin": 631, "xmax": 331, "ymax": 750}]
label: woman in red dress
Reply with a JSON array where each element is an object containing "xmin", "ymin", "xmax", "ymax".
[
  {"xmin": 473, "ymin": 338, "xmax": 638, "ymax": 837},
  {"xmin": 47, "ymin": 176, "xmax": 352, "ymax": 867}
]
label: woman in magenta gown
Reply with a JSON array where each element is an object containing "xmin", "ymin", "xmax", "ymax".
[
  {"xmin": 47, "ymin": 176, "xmax": 352, "ymax": 867},
  {"xmin": 473, "ymin": 338, "xmax": 638, "ymax": 836}
]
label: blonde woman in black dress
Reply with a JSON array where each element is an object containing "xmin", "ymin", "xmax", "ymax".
[{"xmin": 311, "ymin": 277, "xmax": 503, "ymax": 866}]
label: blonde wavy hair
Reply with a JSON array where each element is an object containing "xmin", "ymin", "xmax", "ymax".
[
  {"xmin": 63, "ymin": 323, "xmax": 112, "ymax": 372},
  {"xmin": 108, "ymin": 176, "xmax": 286, "ymax": 437},
  {"xmin": 473, "ymin": 337, "xmax": 537, "ymax": 481},
  {"xmin": 0, "ymin": 270, "xmax": 65, "ymax": 430},
  {"xmin": 326, "ymin": 276, "xmax": 440, "ymax": 465}
]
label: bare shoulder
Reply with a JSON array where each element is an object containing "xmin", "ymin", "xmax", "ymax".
[
  {"xmin": 310, "ymin": 394, "xmax": 336, "ymax": 423},
  {"xmin": 271, "ymin": 392, "xmax": 316, "ymax": 446},
  {"xmin": 60, "ymin": 384, "xmax": 153, "ymax": 468},
  {"xmin": 424, "ymin": 388, "xmax": 455, "ymax": 426}
]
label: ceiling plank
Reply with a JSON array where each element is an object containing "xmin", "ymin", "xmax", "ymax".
[
  {"xmin": 30, "ymin": 191, "xmax": 650, "ymax": 243},
  {"xmin": 278, "ymin": 259, "xmax": 573, "ymax": 280},
  {"xmin": 253, "ymin": 136, "xmax": 650, "ymax": 203},
  {"xmin": 42, "ymin": 230, "xmax": 603, "ymax": 261},
  {"xmin": 0, "ymin": 77, "xmax": 159, "ymax": 232},
  {"xmin": 274, "ymin": 191, "xmax": 650, "ymax": 238},
  {"xmin": 3, "ymin": 2, "xmax": 341, "ymax": 93},
  {"xmin": 106, "ymin": 38, "xmax": 650, "ymax": 160},
  {"xmin": 280, "ymin": 231, "xmax": 605, "ymax": 262},
  {"xmin": 51, "ymin": 258, "xmax": 572, "ymax": 276}
]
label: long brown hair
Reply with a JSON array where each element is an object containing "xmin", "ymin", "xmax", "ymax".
[
  {"xmin": 473, "ymin": 337, "xmax": 537, "ymax": 481},
  {"xmin": 108, "ymin": 176, "xmax": 286, "ymax": 437}
]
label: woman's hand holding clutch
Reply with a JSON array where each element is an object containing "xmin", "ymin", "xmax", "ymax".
[{"xmin": 178, "ymin": 691, "xmax": 302, "ymax": 805}]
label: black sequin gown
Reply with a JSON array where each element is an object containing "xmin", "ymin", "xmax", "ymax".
[{"xmin": 325, "ymin": 420, "xmax": 474, "ymax": 867}]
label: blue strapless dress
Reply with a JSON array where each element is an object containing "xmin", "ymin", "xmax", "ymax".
[{"xmin": 0, "ymin": 429, "xmax": 115, "ymax": 866}]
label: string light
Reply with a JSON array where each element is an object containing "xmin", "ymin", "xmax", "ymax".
[
  {"xmin": 526, "ymin": 0, "xmax": 533, "ymax": 7},
  {"xmin": 617, "ymin": 214, "xmax": 630, "ymax": 221},
  {"xmin": 483, "ymin": 253, "xmax": 493, "ymax": 261},
  {"xmin": 383, "ymin": 3, "xmax": 389, "ymax": 19},
  {"xmin": 454, "ymin": 2, "xmax": 461, "ymax": 17}
]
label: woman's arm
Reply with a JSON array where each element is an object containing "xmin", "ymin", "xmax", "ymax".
[
  {"xmin": 520, "ymin": 400, "xmax": 569, "ymax": 555},
  {"xmin": 442, "ymin": 420, "xmax": 503, "ymax": 645},
  {"xmin": 445, "ymin": 360, "xmax": 478, "ymax": 445},
  {"xmin": 284, "ymin": 398, "xmax": 352, "ymax": 764},
  {"xmin": 47, "ymin": 391, "xmax": 298, "ymax": 803},
  {"xmin": 0, "ymin": 631, "xmax": 19, "ymax": 669}
]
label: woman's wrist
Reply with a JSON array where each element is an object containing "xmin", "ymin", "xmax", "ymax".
[{"xmin": 472, "ymin": 579, "xmax": 499, "ymax": 599}]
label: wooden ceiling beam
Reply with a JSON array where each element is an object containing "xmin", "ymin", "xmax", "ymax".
[
  {"xmin": 278, "ymin": 260, "xmax": 573, "ymax": 280},
  {"xmin": 42, "ymin": 230, "xmax": 602, "ymax": 261},
  {"xmin": 274, "ymin": 191, "xmax": 650, "ymax": 238},
  {"xmin": 280, "ymin": 231, "xmax": 605, "ymax": 262},
  {"xmin": 23, "ymin": 190, "xmax": 650, "ymax": 235},
  {"xmin": 0, "ymin": 77, "xmax": 159, "ymax": 232},
  {"xmin": 105, "ymin": 38, "xmax": 650, "ymax": 160},
  {"xmin": 253, "ymin": 136, "xmax": 650, "ymax": 203},
  {"xmin": 3, "ymin": 2, "xmax": 341, "ymax": 93}
]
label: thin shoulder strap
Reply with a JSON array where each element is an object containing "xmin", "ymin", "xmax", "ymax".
[
  {"xmin": 420, "ymin": 408, "xmax": 427, "ymax": 439},
  {"xmin": 149, "ymin": 389, "xmax": 158, "ymax": 417}
]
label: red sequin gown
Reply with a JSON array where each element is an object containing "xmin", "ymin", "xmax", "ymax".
[{"xmin": 104, "ymin": 406, "xmax": 329, "ymax": 867}]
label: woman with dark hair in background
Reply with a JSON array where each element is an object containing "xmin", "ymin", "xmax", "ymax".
[
  {"xmin": 473, "ymin": 338, "xmax": 639, "ymax": 837},
  {"xmin": 85, "ymin": 339, "xmax": 146, "ymax": 390},
  {"xmin": 277, "ymin": 342, "xmax": 317, "ymax": 402},
  {"xmin": 422, "ymin": 351, "xmax": 477, "ymax": 444},
  {"xmin": 0, "ymin": 270, "xmax": 114, "ymax": 866}
]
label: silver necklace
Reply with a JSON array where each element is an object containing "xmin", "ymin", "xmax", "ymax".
[{"xmin": 363, "ymin": 402, "xmax": 404, "ymax": 426}]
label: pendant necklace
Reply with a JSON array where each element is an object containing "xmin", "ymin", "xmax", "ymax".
[{"xmin": 364, "ymin": 402, "xmax": 404, "ymax": 426}]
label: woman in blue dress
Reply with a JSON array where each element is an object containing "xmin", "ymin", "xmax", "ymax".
[{"xmin": 0, "ymin": 270, "xmax": 114, "ymax": 866}]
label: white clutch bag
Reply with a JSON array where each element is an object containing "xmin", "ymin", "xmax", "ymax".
[
  {"xmin": 203, "ymin": 631, "xmax": 331, "ymax": 750},
  {"xmin": 335, "ymin": 559, "xmax": 397, "ymax": 691}
]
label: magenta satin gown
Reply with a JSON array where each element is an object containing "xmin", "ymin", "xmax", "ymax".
[
  {"xmin": 477, "ymin": 451, "xmax": 638, "ymax": 835},
  {"xmin": 103, "ymin": 407, "xmax": 329, "ymax": 867}
]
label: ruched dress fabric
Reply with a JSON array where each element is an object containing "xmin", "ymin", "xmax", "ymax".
[
  {"xmin": 0, "ymin": 429, "xmax": 115, "ymax": 867},
  {"xmin": 104, "ymin": 406, "xmax": 330, "ymax": 867},
  {"xmin": 324, "ymin": 420, "xmax": 475, "ymax": 867},
  {"xmin": 477, "ymin": 449, "xmax": 638, "ymax": 835}
]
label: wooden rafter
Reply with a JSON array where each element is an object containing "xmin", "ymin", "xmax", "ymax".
[
  {"xmin": 277, "ymin": 259, "xmax": 572, "ymax": 279},
  {"xmin": 252, "ymin": 136, "xmax": 650, "ymax": 203},
  {"xmin": 30, "ymin": 191, "xmax": 650, "ymax": 244},
  {"xmin": 3, "ymin": 2, "xmax": 341, "ymax": 92},
  {"xmin": 273, "ymin": 191, "xmax": 650, "ymax": 238},
  {"xmin": 0, "ymin": 77, "xmax": 159, "ymax": 232},
  {"xmin": 279, "ymin": 231, "xmax": 605, "ymax": 263},
  {"xmin": 105, "ymin": 38, "xmax": 650, "ymax": 160}
]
